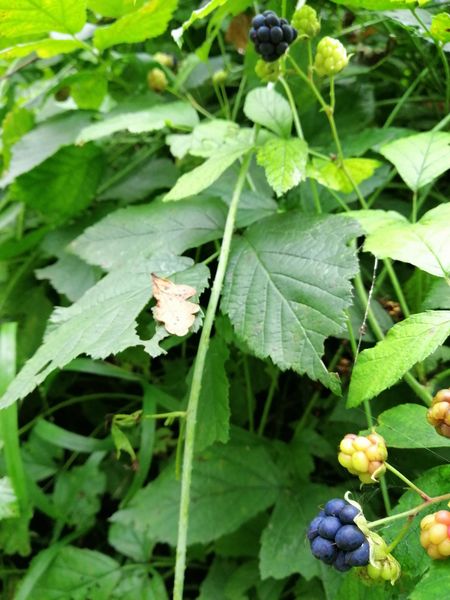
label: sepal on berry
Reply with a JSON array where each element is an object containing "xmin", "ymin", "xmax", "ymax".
[
  {"xmin": 292, "ymin": 5, "xmax": 320, "ymax": 39},
  {"xmin": 338, "ymin": 433, "xmax": 387, "ymax": 484},
  {"xmin": 255, "ymin": 58, "xmax": 281, "ymax": 82},
  {"xmin": 314, "ymin": 36, "xmax": 349, "ymax": 76},
  {"xmin": 427, "ymin": 389, "xmax": 450, "ymax": 438}
]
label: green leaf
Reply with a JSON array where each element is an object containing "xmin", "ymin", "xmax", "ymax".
[
  {"xmin": 111, "ymin": 567, "xmax": 169, "ymax": 600},
  {"xmin": 77, "ymin": 100, "xmax": 198, "ymax": 143},
  {"xmin": 34, "ymin": 420, "xmax": 113, "ymax": 453},
  {"xmin": 94, "ymin": 0, "xmax": 178, "ymax": 50},
  {"xmin": 384, "ymin": 465, "xmax": 450, "ymax": 576},
  {"xmin": 31, "ymin": 546, "xmax": 121, "ymax": 600},
  {"xmin": 221, "ymin": 213, "xmax": 361, "ymax": 393},
  {"xmin": 422, "ymin": 279, "xmax": 450, "ymax": 310},
  {"xmin": 10, "ymin": 144, "xmax": 104, "ymax": 223},
  {"xmin": 308, "ymin": 158, "xmax": 381, "ymax": 193},
  {"xmin": 370, "ymin": 404, "xmax": 450, "ymax": 449},
  {"xmin": 172, "ymin": 0, "xmax": 228, "ymax": 45},
  {"xmin": 0, "ymin": 39, "xmax": 84, "ymax": 60},
  {"xmin": 410, "ymin": 562, "xmax": 450, "ymax": 600},
  {"xmin": 195, "ymin": 336, "xmax": 230, "ymax": 452},
  {"xmin": 361, "ymin": 205, "xmax": 450, "ymax": 278},
  {"xmin": 329, "ymin": 0, "xmax": 426, "ymax": 9},
  {"xmin": 260, "ymin": 485, "xmax": 331, "ymax": 580},
  {"xmin": 0, "ymin": 0, "xmax": 87, "ymax": 38},
  {"xmin": 0, "ymin": 256, "xmax": 208, "ymax": 409},
  {"xmin": 347, "ymin": 311, "xmax": 450, "ymax": 408},
  {"xmin": 36, "ymin": 253, "xmax": 102, "ymax": 302},
  {"xmin": 380, "ymin": 131, "xmax": 450, "ymax": 191},
  {"xmin": 257, "ymin": 138, "xmax": 308, "ymax": 196},
  {"xmin": 430, "ymin": 13, "xmax": 450, "ymax": 43},
  {"xmin": 70, "ymin": 70, "xmax": 108, "ymax": 110},
  {"xmin": 164, "ymin": 144, "xmax": 251, "ymax": 201},
  {"xmin": 0, "ymin": 477, "xmax": 19, "ymax": 520},
  {"xmin": 111, "ymin": 431, "xmax": 282, "ymax": 545},
  {"xmin": 108, "ymin": 521, "xmax": 154, "ymax": 562},
  {"xmin": 198, "ymin": 559, "xmax": 237, "ymax": 600},
  {"xmin": 0, "ymin": 112, "xmax": 92, "ymax": 188},
  {"xmin": 1, "ymin": 107, "xmax": 35, "ymax": 169},
  {"xmin": 71, "ymin": 197, "xmax": 227, "ymax": 269},
  {"xmin": 244, "ymin": 88, "xmax": 292, "ymax": 138},
  {"xmin": 88, "ymin": 0, "xmax": 145, "ymax": 18}
]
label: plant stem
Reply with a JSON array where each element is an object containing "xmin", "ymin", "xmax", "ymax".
[
  {"xmin": 412, "ymin": 189, "xmax": 418, "ymax": 223},
  {"xmin": 173, "ymin": 153, "xmax": 252, "ymax": 600},
  {"xmin": 386, "ymin": 518, "xmax": 414, "ymax": 553},
  {"xmin": 383, "ymin": 259, "xmax": 411, "ymax": 318},
  {"xmin": 257, "ymin": 371, "xmax": 279, "ymax": 436},
  {"xmin": 385, "ymin": 462, "xmax": 430, "ymax": 500},
  {"xmin": 279, "ymin": 76, "xmax": 304, "ymax": 139},
  {"xmin": 243, "ymin": 355, "xmax": 255, "ymax": 433},
  {"xmin": 367, "ymin": 492, "xmax": 450, "ymax": 529}
]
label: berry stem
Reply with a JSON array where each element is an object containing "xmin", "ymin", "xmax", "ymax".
[
  {"xmin": 173, "ymin": 153, "xmax": 252, "ymax": 600},
  {"xmin": 367, "ymin": 492, "xmax": 450, "ymax": 529},
  {"xmin": 386, "ymin": 518, "xmax": 414, "ymax": 553},
  {"xmin": 384, "ymin": 462, "xmax": 431, "ymax": 501},
  {"xmin": 279, "ymin": 76, "xmax": 304, "ymax": 139}
]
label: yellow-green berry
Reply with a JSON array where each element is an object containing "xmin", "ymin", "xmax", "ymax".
[
  {"xmin": 147, "ymin": 68, "xmax": 168, "ymax": 93},
  {"xmin": 427, "ymin": 389, "xmax": 450, "ymax": 438},
  {"xmin": 292, "ymin": 6, "xmax": 320, "ymax": 39},
  {"xmin": 212, "ymin": 69, "xmax": 228, "ymax": 84},
  {"xmin": 338, "ymin": 433, "xmax": 387, "ymax": 484},
  {"xmin": 153, "ymin": 52, "xmax": 175, "ymax": 69},
  {"xmin": 314, "ymin": 36, "xmax": 349, "ymax": 77},
  {"xmin": 254, "ymin": 58, "xmax": 281, "ymax": 82}
]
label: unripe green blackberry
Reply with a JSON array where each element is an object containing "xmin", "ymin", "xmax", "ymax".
[
  {"xmin": 212, "ymin": 69, "xmax": 228, "ymax": 84},
  {"xmin": 292, "ymin": 6, "xmax": 320, "ymax": 39},
  {"xmin": 314, "ymin": 36, "xmax": 349, "ymax": 76},
  {"xmin": 427, "ymin": 389, "xmax": 450, "ymax": 438},
  {"xmin": 338, "ymin": 433, "xmax": 387, "ymax": 484},
  {"xmin": 255, "ymin": 58, "xmax": 281, "ymax": 82},
  {"xmin": 153, "ymin": 52, "xmax": 175, "ymax": 69},
  {"xmin": 147, "ymin": 68, "xmax": 168, "ymax": 93}
]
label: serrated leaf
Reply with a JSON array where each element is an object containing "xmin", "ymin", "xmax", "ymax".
[
  {"xmin": 221, "ymin": 213, "xmax": 361, "ymax": 393},
  {"xmin": 194, "ymin": 336, "xmax": 230, "ymax": 452},
  {"xmin": 257, "ymin": 137, "xmax": 308, "ymax": 196},
  {"xmin": 384, "ymin": 465, "xmax": 450, "ymax": 576},
  {"xmin": 94, "ymin": 0, "xmax": 178, "ymax": 50},
  {"xmin": 0, "ymin": 39, "xmax": 84, "ymax": 60},
  {"xmin": 244, "ymin": 88, "xmax": 292, "ymax": 138},
  {"xmin": 77, "ymin": 99, "xmax": 198, "ymax": 143},
  {"xmin": 164, "ymin": 144, "xmax": 251, "ymax": 201},
  {"xmin": 410, "ymin": 562, "xmax": 450, "ymax": 600},
  {"xmin": 347, "ymin": 311, "xmax": 450, "ymax": 407},
  {"xmin": 111, "ymin": 431, "xmax": 282, "ymax": 545},
  {"xmin": 361, "ymin": 205, "xmax": 450, "ymax": 278},
  {"xmin": 88, "ymin": 0, "xmax": 144, "ymax": 18},
  {"xmin": 71, "ymin": 197, "xmax": 227, "ymax": 270},
  {"xmin": 380, "ymin": 131, "xmax": 450, "ymax": 191},
  {"xmin": 36, "ymin": 253, "xmax": 102, "ymax": 302},
  {"xmin": 1, "ymin": 107, "xmax": 35, "ymax": 169},
  {"xmin": 431, "ymin": 13, "xmax": 450, "ymax": 43},
  {"xmin": 10, "ymin": 144, "xmax": 104, "ymax": 223},
  {"xmin": 0, "ymin": 256, "xmax": 208, "ymax": 409},
  {"xmin": 0, "ymin": 112, "xmax": 92, "ymax": 188},
  {"xmin": 0, "ymin": 0, "xmax": 87, "ymax": 38},
  {"xmin": 370, "ymin": 404, "xmax": 450, "ymax": 449},
  {"xmin": 308, "ymin": 158, "xmax": 381, "ymax": 193},
  {"xmin": 32, "ymin": 546, "xmax": 121, "ymax": 600}
]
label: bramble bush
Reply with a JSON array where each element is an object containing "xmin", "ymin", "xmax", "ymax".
[{"xmin": 0, "ymin": 1, "xmax": 450, "ymax": 599}]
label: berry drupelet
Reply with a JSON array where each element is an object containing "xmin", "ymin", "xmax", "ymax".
[
  {"xmin": 307, "ymin": 498, "xmax": 370, "ymax": 572},
  {"xmin": 249, "ymin": 11, "xmax": 298, "ymax": 63}
]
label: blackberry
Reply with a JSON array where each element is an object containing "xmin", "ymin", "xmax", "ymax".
[
  {"xmin": 306, "ymin": 498, "xmax": 369, "ymax": 572},
  {"xmin": 250, "ymin": 11, "xmax": 297, "ymax": 63}
]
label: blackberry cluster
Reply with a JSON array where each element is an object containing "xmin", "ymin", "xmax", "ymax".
[
  {"xmin": 249, "ymin": 11, "xmax": 298, "ymax": 63},
  {"xmin": 307, "ymin": 498, "xmax": 370, "ymax": 571}
]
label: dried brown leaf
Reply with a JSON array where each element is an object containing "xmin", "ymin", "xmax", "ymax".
[{"xmin": 151, "ymin": 274, "xmax": 200, "ymax": 337}]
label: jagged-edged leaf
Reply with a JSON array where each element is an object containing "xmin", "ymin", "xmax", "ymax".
[
  {"xmin": 1, "ymin": 107, "xmax": 35, "ymax": 169},
  {"xmin": 348, "ymin": 311, "xmax": 450, "ymax": 407},
  {"xmin": 0, "ymin": 112, "xmax": 92, "ymax": 188},
  {"xmin": 370, "ymin": 404, "xmax": 450, "ymax": 449},
  {"xmin": 36, "ymin": 253, "xmax": 102, "ymax": 302},
  {"xmin": 257, "ymin": 137, "xmax": 308, "ymax": 196},
  {"xmin": 411, "ymin": 562, "xmax": 450, "ymax": 600},
  {"xmin": 164, "ymin": 144, "xmax": 252, "ymax": 201},
  {"xmin": 32, "ymin": 546, "xmax": 121, "ymax": 600},
  {"xmin": 308, "ymin": 158, "xmax": 381, "ymax": 193},
  {"xmin": 88, "ymin": 0, "xmax": 144, "ymax": 18},
  {"xmin": 77, "ymin": 100, "xmax": 198, "ymax": 143},
  {"xmin": 71, "ymin": 197, "xmax": 227, "ymax": 269},
  {"xmin": 0, "ymin": 256, "xmax": 209, "ymax": 409},
  {"xmin": 0, "ymin": 0, "xmax": 87, "ymax": 38},
  {"xmin": 359, "ymin": 205, "xmax": 450, "ymax": 278},
  {"xmin": 221, "ymin": 213, "xmax": 361, "ymax": 394},
  {"xmin": 94, "ymin": 0, "xmax": 178, "ymax": 50},
  {"xmin": 380, "ymin": 131, "xmax": 450, "ymax": 191},
  {"xmin": 111, "ymin": 431, "xmax": 282, "ymax": 545},
  {"xmin": 431, "ymin": 13, "xmax": 450, "ymax": 43},
  {"xmin": 0, "ymin": 39, "xmax": 84, "ymax": 60},
  {"xmin": 10, "ymin": 144, "xmax": 104, "ymax": 223},
  {"xmin": 244, "ymin": 88, "xmax": 292, "ymax": 138}
]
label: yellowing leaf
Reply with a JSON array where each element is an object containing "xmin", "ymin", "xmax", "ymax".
[
  {"xmin": 152, "ymin": 274, "xmax": 200, "ymax": 337},
  {"xmin": 308, "ymin": 158, "xmax": 381, "ymax": 193}
]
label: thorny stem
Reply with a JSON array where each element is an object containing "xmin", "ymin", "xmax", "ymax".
[
  {"xmin": 367, "ymin": 492, "xmax": 450, "ymax": 529},
  {"xmin": 173, "ymin": 153, "xmax": 252, "ymax": 600}
]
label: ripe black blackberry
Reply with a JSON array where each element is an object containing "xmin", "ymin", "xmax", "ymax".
[{"xmin": 249, "ymin": 10, "xmax": 297, "ymax": 63}]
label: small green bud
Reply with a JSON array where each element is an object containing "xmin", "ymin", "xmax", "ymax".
[
  {"xmin": 255, "ymin": 58, "xmax": 281, "ymax": 83},
  {"xmin": 212, "ymin": 69, "xmax": 228, "ymax": 84},
  {"xmin": 292, "ymin": 6, "xmax": 320, "ymax": 39},
  {"xmin": 153, "ymin": 52, "xmax": 175, "ymax": 69},
  {"xmin": 314, "ymin": 36, "xmax": 349, "ymax": 77}
]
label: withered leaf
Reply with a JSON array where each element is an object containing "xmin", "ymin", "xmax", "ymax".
[
  {"xmin": 226, "ymin": 14, "xmax": 252, "ymax": 54},
  {"xmin": 151, "ymin": 274, "xmax": 200, "ymax": 337}
]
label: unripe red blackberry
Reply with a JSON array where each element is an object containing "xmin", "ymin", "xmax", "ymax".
[
  {"xmin": 314, "ymin": 36, "xmax": 349, "ymax": 76},
  {"xmin": 249, "ymin": 11, "xmax": 297, "ymax": 63},
  {"xmin": 420, "ymin": 510, "xmax": 450, "ymax": 559},
  {"xmin": 338, "ymin": 433, "xmax": 387, "ymax": 484},
  {"xmin": 427, "ymin": 389, "xmax": 450, "ymax": 438}
]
